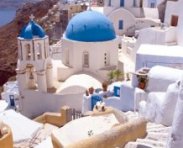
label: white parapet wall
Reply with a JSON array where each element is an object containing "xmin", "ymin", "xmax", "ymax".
[
  {"xmin": 19, "ymin": 90, "xmax": 84, "ymax": 118},
  {"xmin": 121, "ymin": 36, "xmax": 137, "ymax": 62}
]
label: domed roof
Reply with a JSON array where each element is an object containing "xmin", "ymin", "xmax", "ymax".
[
  {"xmin": 65, "ymin": 10, "xmax": 116, "ymax": 42},
  {"xmin": 20, "ymin": 20, "xmax": 46, "ymax": 39}
]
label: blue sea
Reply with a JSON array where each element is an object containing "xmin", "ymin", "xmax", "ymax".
[{"xmin": 0, "ymin": 8, "xmax": 16, "ymax": 27}]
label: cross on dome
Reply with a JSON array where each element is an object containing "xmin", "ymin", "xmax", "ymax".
[{"xmin": 20, "ymin": 14, "xmax": 46, "ymax": 39}]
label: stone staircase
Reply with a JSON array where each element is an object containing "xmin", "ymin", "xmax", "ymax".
[{"xmin": 124, "ymin": 112, "xmax": 171, "ymax": 148}]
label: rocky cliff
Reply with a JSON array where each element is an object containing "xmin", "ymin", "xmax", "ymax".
[{"xmin": 0, "ymin": 0, "xmax": 59, "ymax": 87}]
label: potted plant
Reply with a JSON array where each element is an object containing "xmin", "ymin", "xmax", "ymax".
[
  {"xmin": 114, "ymin": 69, "xmax": 124, "ymax": 81},
  {"xmin": 107, "ymin": 70, "xmax": 115, "ymax": 83}
]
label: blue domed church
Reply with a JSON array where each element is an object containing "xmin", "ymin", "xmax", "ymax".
[
  {"xmin": 59, "ymin": 10, "xmax": 119, "ymax": 81},
  {"xmin": 15, "ymin": 11, "xmax": 119, "ymax": 117}
]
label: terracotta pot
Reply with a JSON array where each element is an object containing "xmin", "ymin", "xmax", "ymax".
[
  {"xmin": 138, "ymin": 82, "xmax": 146, "ymax": 89},
  {"xmin": 102, "ymin": 82, "xmax": 108, "ymax": 92},
  {"xmin": 85, "ymin": 90, "xmax": 89, "ymax": 96},
  {"xmin": 88, "ymin": 87, "xmax": 94, "ymax": 94}
]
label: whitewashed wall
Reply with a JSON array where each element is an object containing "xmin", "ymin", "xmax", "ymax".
[
  {"xmin": 19, "ymin": 90, "xmax": 83, "ymax": 118},
  {"xmin": 108, "ymin": 8, "xmax": 136, "ymax": 35},
  {"xmin": 164, "ymin": 0, "xmax": 183, "ymax": 46},
  {"xmin": 61, "ymin": 37, "xmax": 118, "ymax": 79}
]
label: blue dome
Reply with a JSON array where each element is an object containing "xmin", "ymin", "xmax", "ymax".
[
  {"xmin": 20, "ymin": 20, "xmax": 46, "ymax": 39},
  {"xmin": 65, "ymin": 11, "xmax": 116, "ymax": 42}
]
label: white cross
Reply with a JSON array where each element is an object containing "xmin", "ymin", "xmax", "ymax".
[{"xmin": 30, "ymin": 14, "xmax": 35, "ymax": 21}]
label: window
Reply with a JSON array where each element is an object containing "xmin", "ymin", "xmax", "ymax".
[
  {"xmin": 149, "ymin": 0, "xmax": 156, "ymax": 8},
  {"xmin": 120, "ymin": 0, "xmax": 124, "ymax": 7},
  {"xmin": 119, "ymin": 43, "xmax": 122, "ymax": 49},
  {"xmin": 104, "ymin": 52, "xmax": 109, "ymax": 66},
  {"xmin": 37, "ymin": 43, "xmax": 42, "ymax": 60},
  {"xmin": 108, "ymin": 0, "xmax": 111, "ymax": 6},
  {"xmin": 26, "ymin": 44, "xmax": 31, "ymax": 60},
  {"xmin": 9, "ymin": 95, "xmax": 15, "ymax": 107},
  {"xmin": 119, "ymin": 20, "xmax": 123, "ymax": 30},
  {"xmin": 83, "ymin": 52, "xmax": 89, "ymax": 68},
  {"xmin": 19, "ymin": 41, "xmax": 23, "ymax": 60},
  {"xmin": 133, "ymin": 0, "xmax": 136, "ymax": 7},
  {"xmin": 150, "ymin": 2, "xmax": 155, "ymax": 8},
  {"xmin": 140, "ymin": 0, "xmax": 143, "ymax": 8}
]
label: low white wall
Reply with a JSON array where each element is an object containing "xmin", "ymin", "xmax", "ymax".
[
  {"xmin": 134, "ymin": 26, "xmax": 176, "ymax": 53},
  {"xmin": 19, "ymin": 90, "xmax": 83, "ymax": 118},
  {"xmin": 143, "ymin": 8, "xmax": 159, "ymax": 19},
  {"xmin": 103, "ymin": 6, "xmax": 116, "ymax": 16},
  {"xmin": 135, "ymin": 18, "xmax": 160, "ymax": 30},
  {"xmin": 127, "ymin": 7, "xmax": 144, "ymax": 18},
  {"xmin": 121, "ymin": 37, "xmax": 136, "ymax": 62},
  {"xmin": 135, "ymin": 44, "xmax": 183, "ymax": 71}
]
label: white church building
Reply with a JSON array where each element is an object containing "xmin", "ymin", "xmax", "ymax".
[
  {"xmin": 58, "ymin": 10, "xmax": 119, "ymax": 81},
  {"xmin": 14, "ymin": 10, "xmax": 120, "ymax": 118}
]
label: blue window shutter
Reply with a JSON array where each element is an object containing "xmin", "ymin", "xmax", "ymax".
[
  {"xmin": 91, "ymin": 95, "xmax": 102, "ymax": 110},
  {"xmin": 120, "ymin": 0, "xmax": 124, "ymax": 7}
]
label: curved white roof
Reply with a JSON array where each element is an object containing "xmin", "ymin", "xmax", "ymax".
[{"xmin": 57, "ymin": 74, "xmax": 102, "ymax": 95}]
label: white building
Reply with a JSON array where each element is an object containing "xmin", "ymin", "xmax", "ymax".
[
  {"xmin": 13, "ymin": 10, "xmax": 120, "ymax": 118},
  {"xmin": 134, "ymin": 0, "xmax": 183, "ymax": 70},
  {"xmin": 164, "ymin": 0, "xmax": 183, "ymax": 46},
  {"xmin": 103, "ymin": 0, "xmax": 162, "ymax": 36},
  {"xmin": 58, "ymin": 10, "xmax": 119, "ymax": 81},
  {"xmin": 120, "ymin": 0, "xmax": 183, "ymax": 67},
  {"xmin": 1, "ymin": 81, "xmax": 19, "ymax": 108},
  {"xmin": 117, "ymin": 0, "xmax": 183, "ymax": 114}
]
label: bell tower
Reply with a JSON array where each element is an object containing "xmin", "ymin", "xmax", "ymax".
[{"xmin": 16, "ymin": 15, "xmax": 54, "ymax": 92}]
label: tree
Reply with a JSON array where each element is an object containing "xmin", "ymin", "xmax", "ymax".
[
  {"xmin": 114, "ymin": 69, "xmax": 124, "ymax": 81},
  {"xmin": 107, "ymin": 70, "xmax": 115, "ymax": 83}
]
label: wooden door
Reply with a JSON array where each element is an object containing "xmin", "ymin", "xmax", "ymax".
[{"xmin": 171, "ymin": 15, "xmax": 178, "ymax": 26}]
